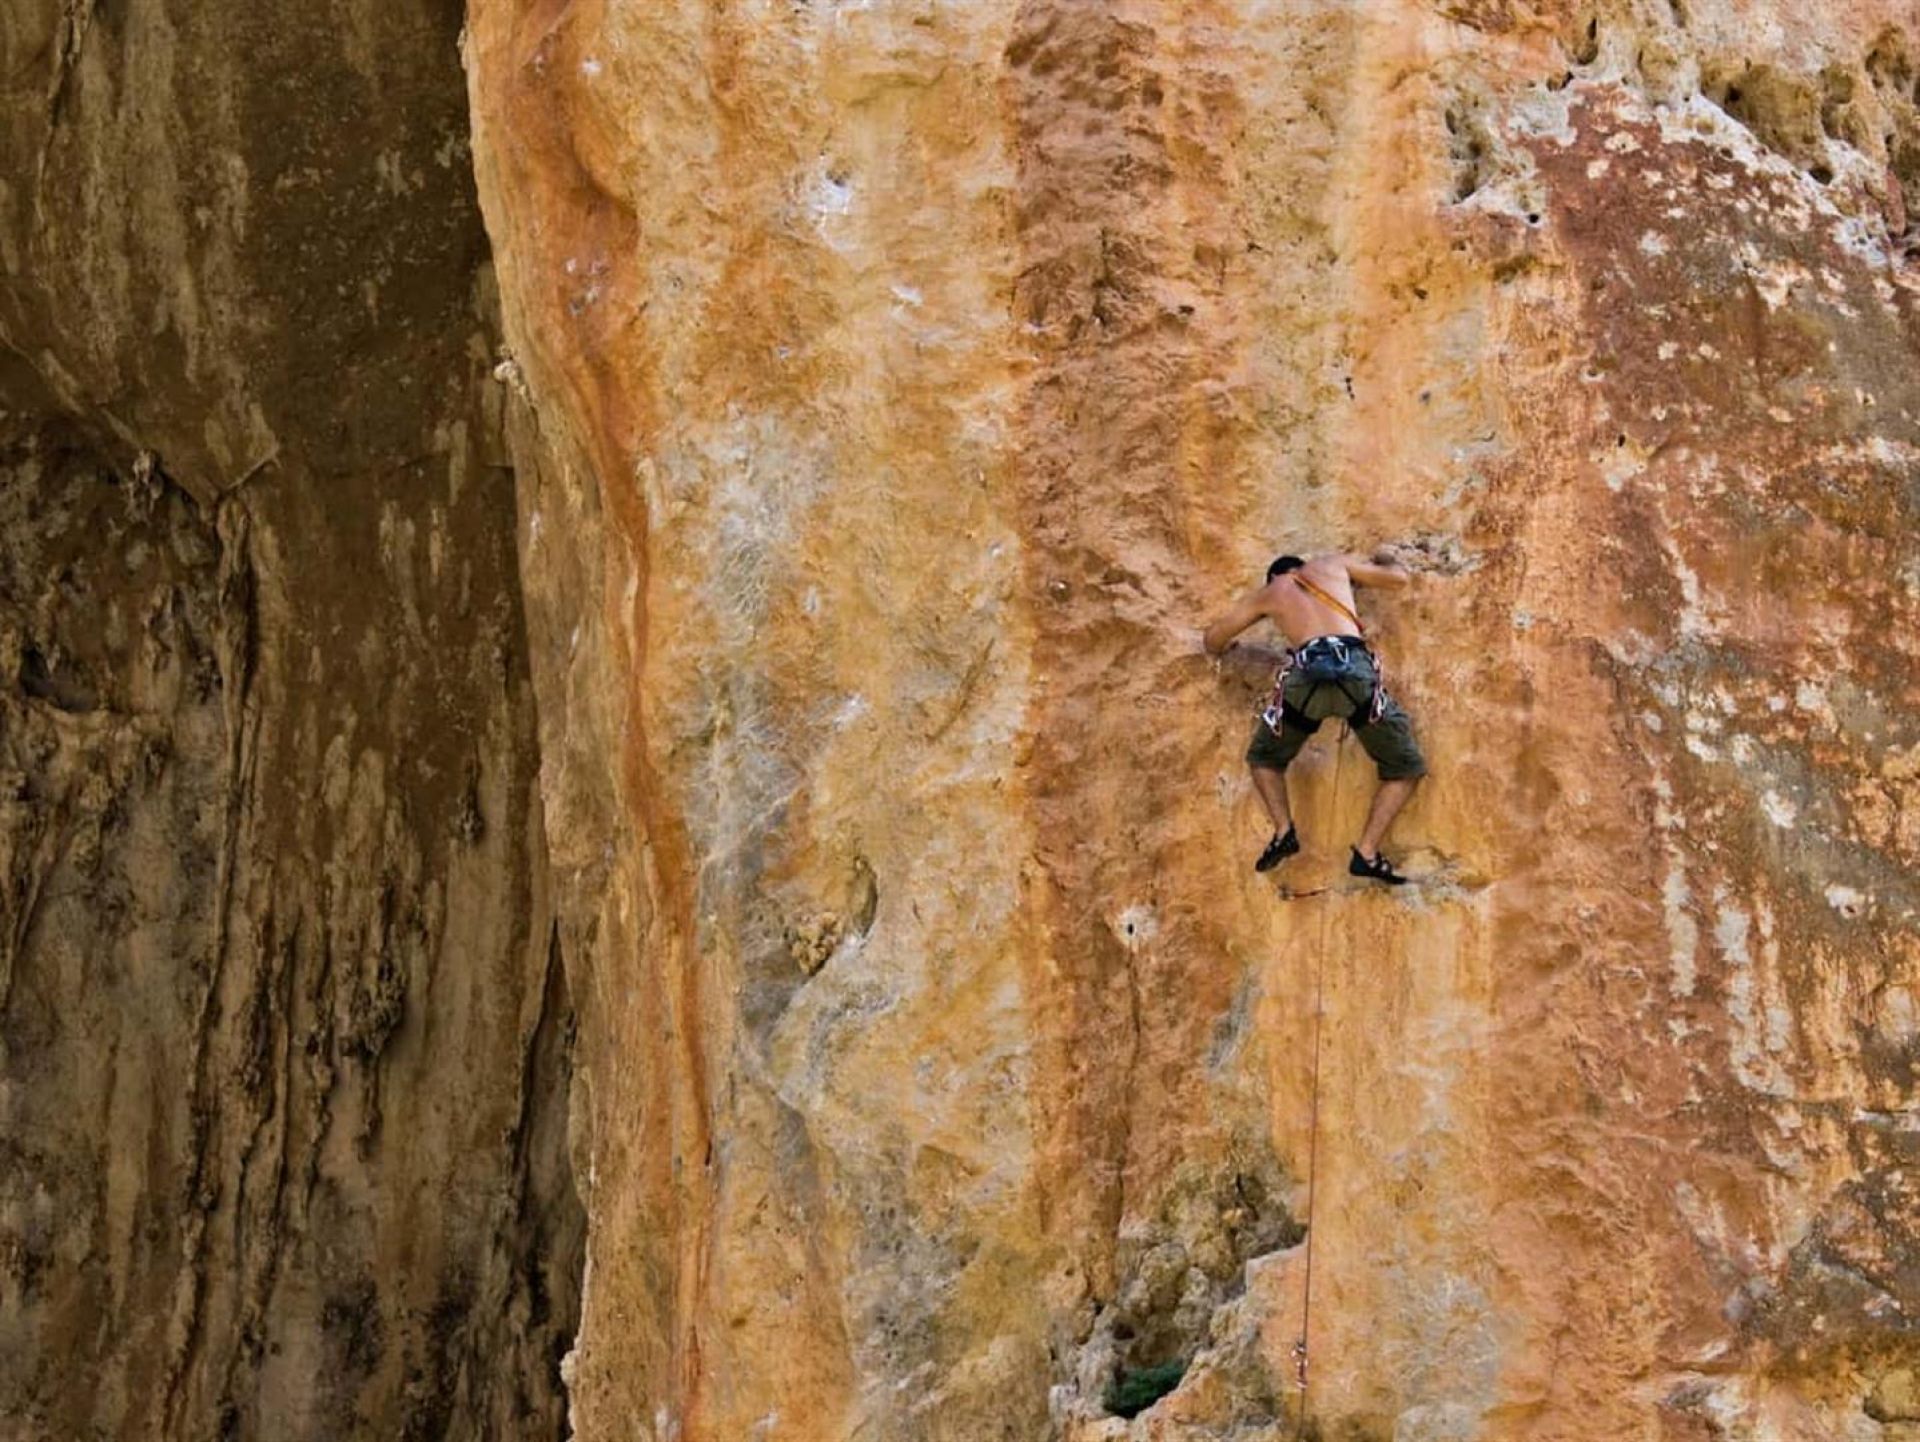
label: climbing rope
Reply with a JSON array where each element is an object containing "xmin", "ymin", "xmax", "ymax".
[{"xmin": 1292, "ymin": 728, "xmax": 1346, "ymax": 1438}]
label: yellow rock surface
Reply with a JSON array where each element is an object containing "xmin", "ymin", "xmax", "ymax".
[{"xmin": 467, "ymin": 2, "xmax": 1920, "ymax": 1438}]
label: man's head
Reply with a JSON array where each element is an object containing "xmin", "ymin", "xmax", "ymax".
[{"xmin": 1267, "ymin": 555, "xmax": 1305, "ymax": 582}]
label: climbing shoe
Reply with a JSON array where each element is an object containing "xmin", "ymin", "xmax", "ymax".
[
  {"xmin": 1349, "ymin": 848, "xmax": 1408, "ymax": 885},
  {"xmin": 1255, "ymin": 827, "xmax": 1300, "ymax": 873}
]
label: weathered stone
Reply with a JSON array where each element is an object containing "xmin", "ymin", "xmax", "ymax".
[
  {"xmin": 7, "ymin": 0, "xmax": 1920, "ymax": 1439},
  {"xmin": 1871, "ymin": 1366, "xmax": 1920, "ymax": 1423},
  {"xmin": 465, "ymin": 2, "xmax": 1920, "ymax": 1439},
  {"xmin": 0, "ymin": 3, "xmax": 578, "ymax": 1438}
]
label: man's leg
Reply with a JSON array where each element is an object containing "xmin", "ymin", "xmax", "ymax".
[
  {"xmin": 1245, "ymin": 715, "xmax": 1312, "ymax": 871},
  {"xmin": 1351, "ymin": 694, "xmax": 1427, "ymax": 862},
  {"xmin": 1355, "ymin": 777, "xmax": 1417, "ymax": 861},
  {"xmin": 1251, "ymin": 764, "xmax": 1292, "ymax": 834}
]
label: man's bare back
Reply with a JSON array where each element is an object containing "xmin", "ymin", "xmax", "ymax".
[{"xmin": 1203, "ymin": 551, "xmax": 1409, "ymax": 656}]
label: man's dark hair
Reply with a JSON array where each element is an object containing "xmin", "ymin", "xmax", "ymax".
[{"xmin": 1267, "ymin": 555, "xmax": 1305, "ymax": 581}]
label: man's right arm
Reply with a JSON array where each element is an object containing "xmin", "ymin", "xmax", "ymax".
[
  {"xmin": 1203, "ymin": 587, "xmax": 1270, "ymax": 654},
  {"xmin": 1345, "ymin": 551, "xmax": 1412, "ymax": 589}
]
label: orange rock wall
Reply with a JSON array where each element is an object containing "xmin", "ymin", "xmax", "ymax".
[{"xmin": 468, "ymin": 2, "xmax": 1920, "ymax": 1438}]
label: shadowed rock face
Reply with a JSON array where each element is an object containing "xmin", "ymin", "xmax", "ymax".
[
  {"xmin": 1, "ymin": 3, "xmax": 579, "ymax": 1439},
  {"xmin": 466, "ymin": 1, "xmax": 1920, "ymax": 1440}
]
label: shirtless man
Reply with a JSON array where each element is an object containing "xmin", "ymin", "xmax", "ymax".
[{"xmin": 1203, "ymin": 552, "xmax": 1427, "ymax": 883}]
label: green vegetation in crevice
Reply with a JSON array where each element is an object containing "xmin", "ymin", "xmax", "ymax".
[{"xmin": 1103, "ymin": 1358, "xmax": 1188, "ymax": 1419}]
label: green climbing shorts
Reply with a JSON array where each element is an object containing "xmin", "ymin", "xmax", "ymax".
[{"xmin": 1245, "ymin": 672, "xmax": 1428, "ymax": 781}]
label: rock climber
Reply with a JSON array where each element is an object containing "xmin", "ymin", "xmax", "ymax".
[{"xmin": 1203, "ymin": 551, "xmax": 1427, "ymax": 883}]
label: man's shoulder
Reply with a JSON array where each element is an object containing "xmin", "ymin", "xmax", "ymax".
[
  {"xmin": 1253, "ymin": 575, "xmax": 1290, "ymax": 608},
  {"xmin": 1303, "ymin": 553, "xmax": 1353, "ymax": 579}
]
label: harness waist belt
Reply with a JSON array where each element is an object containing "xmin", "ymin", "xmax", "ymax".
[
  {"xmin": 1291, "ymin": 633, "xmax": 1369, "ymax": 659},
  {"xmin": 1261, "ymin": 633, "xmax": 1387, "ymax": 731}
]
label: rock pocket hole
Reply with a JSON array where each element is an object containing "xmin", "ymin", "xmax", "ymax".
[
  {"xmin": 1866, "ymin": 33, "xmax": 1915, "ymax": 100},
  {"xmin": 18, "ymin": 642, "xmax": 97, "ymax": 713},
  {"xmin": 1892, "ymin": 139, "xmax": 1920, "ymax": 238},
  {"xmin": 1444, "ymin": 102, "xmax": 1490, "ymax": 202},
  {"xmin": 1570, "ymin": 15, "xmax": 1599, "ymax": 67},
  {"xmin": 1818, "ymin": 68, "xmax": 1874, "ymax": 151},
  {"xmin": 1702, "ymin": 63, "xmax": 1829, "ymax": 174}
]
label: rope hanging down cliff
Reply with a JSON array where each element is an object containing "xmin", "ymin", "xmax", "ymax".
[{"xmin": 1290, "ymin": 729, "xmax": 1342, "ymax": 1437}]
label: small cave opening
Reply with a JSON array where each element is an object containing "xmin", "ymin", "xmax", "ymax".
[
  {"xmin": 1084, "ymin": 1154, "xmax": 1305, "ymax": 1425},
  {"xmin": 1104, "ymin": 1358, "xmax": 1188, "ymax": 1419}
]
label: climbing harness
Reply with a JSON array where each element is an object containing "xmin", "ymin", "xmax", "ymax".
[
  {"xmin": 1290, "ymin": 573, "xmax": 1385, "ymax": 723},
  {"xmin": 1291, "ymin": 730, "xmax": 1343, "ymax": 1438},
  {"xmin": 1293, "ymin": 636, "xmax": 1380, "ymax": 723},
  {"xmin": 1259, "ymin": 573, "xmax": 1388, "ymax": 733},
  {"xmin": 1260, "ymin": 636, "xmax": 1386, "ymax": 734}
]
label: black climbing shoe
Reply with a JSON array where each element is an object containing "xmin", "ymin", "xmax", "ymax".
[
  {"xmin": 1349, "ymin": 848, "xmax": 1408, "ymax": 885},
  {"xmin": 1255, "ymin": 827, "xmax": 1301, "ymax": 873}
]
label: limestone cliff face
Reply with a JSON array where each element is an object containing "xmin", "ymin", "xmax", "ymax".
[
  {"xmin": 467, "ymin": 1, "xmax": 1920, "ymax": 1440},
  {"xmin": 1, "ymin": 3, "xmax": 578, "ymax": 1438},
  {"xmin": 6, "ymin": 1, "xmax": 1920, "ymax": 1439}
]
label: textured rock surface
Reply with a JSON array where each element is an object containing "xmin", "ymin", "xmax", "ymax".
[
  {"xmin": 1, "ymin": 3, "xmax": 578, "ymax": 1438},
  {"xmin": 467, "ymin": 1, "xmax": 1920, "ymax": 1440},
  {"xmin": 6, "ymin": 0, "xmax": 1920, "ymax": 1438}
]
